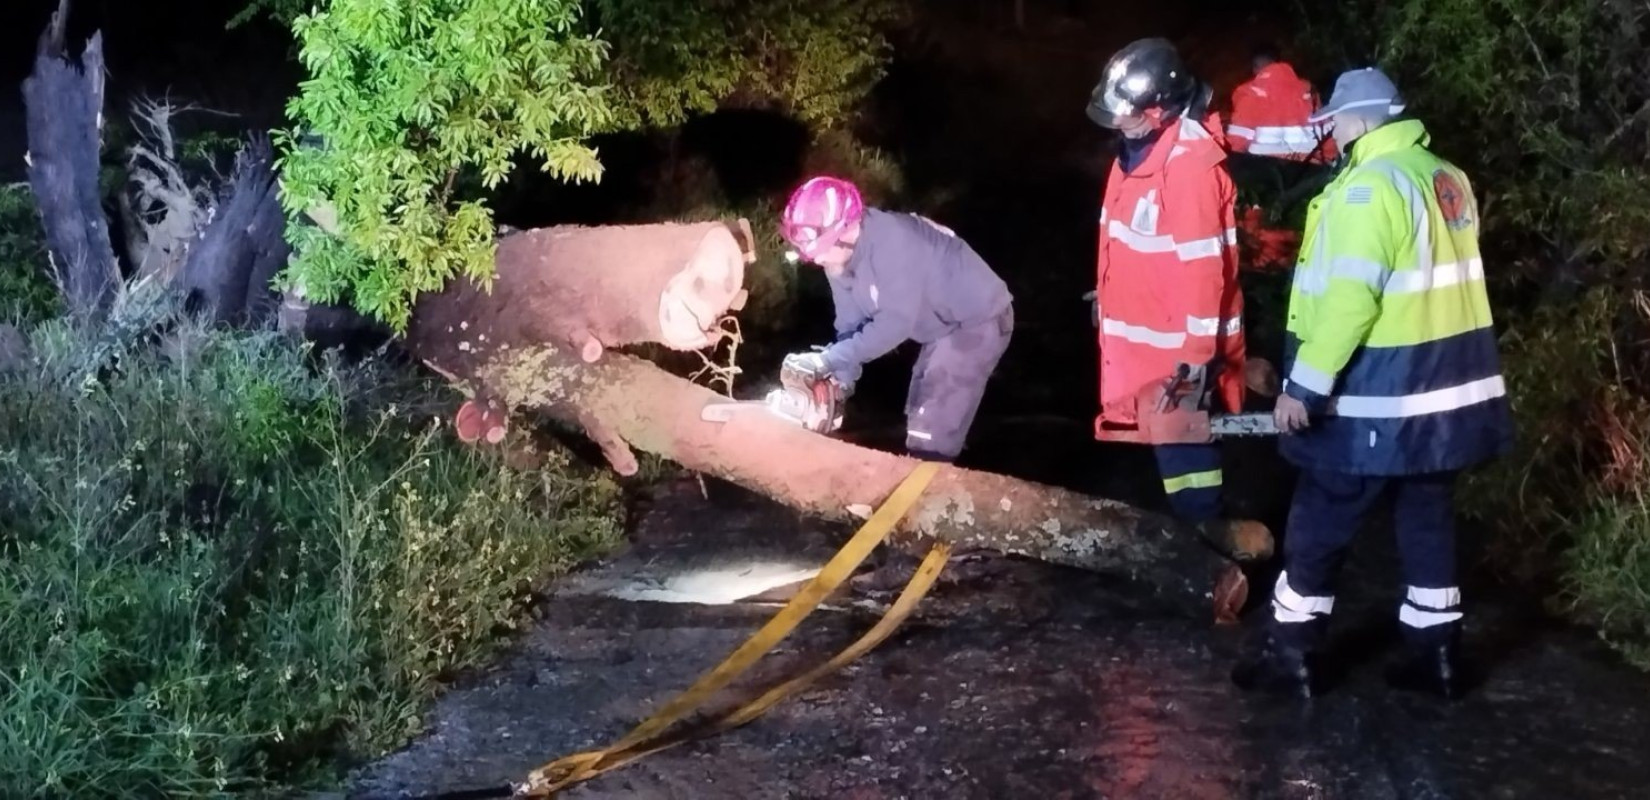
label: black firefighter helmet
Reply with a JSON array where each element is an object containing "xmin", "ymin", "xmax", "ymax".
[{"xmin": 1087, "ymin": 38, "xmax": 1206, "ymax": 130}]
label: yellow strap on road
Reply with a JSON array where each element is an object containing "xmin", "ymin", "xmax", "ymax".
[{"xmin": 519, "ymin": 462, "xmax": 945, "ymax": 796}]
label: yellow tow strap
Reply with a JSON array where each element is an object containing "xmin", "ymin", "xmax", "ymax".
[{"xmin": 519, "ymin": 461, "xmax": 946, "ymax": 796}]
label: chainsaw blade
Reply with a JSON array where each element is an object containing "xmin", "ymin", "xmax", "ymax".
[
  {"xmin": 1207, "ymin": 412, "xmax": 1279, "ymax": 437},
  {"xmin": 698, "ymin": 401, "xmax": 771, "ymax": 424}
]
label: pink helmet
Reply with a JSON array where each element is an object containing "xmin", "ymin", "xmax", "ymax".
[{"xmin": 780, "ymin": 176, "xmax": 865, "ymax": 262}]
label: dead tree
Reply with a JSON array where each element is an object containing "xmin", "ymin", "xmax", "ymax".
[
  {"xmin": 22, "ymin": 1, "xmax": 120, "ymax": 322},
  {"xmin": 177, "ymin": 135, "xmax": 290, "ymax": 326}
]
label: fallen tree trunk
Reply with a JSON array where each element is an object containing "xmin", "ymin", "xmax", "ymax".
[
  {"xmin": 450, "ymin": 222, "xmax": 754, "ymax": 365},
  {"xmin": 408, "ymin": 324, "xmax": 1270, "ymax": 617},
  {"xmin": 22, "ymin": 5, "xmax": 120, "ymax": 323}
]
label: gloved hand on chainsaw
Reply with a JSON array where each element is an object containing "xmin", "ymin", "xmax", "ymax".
[
  {"xmin": 1155, "ymin": 362, "xmax": 1209, "ymax": 413},
  {"xmin": 783, "ymin": 350, "xmax": 854, "ymax": 396}
]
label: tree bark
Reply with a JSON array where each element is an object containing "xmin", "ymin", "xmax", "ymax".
[
  {"xmin": 22, "ymin": 12, "xmax": 120, "ymax": 323},
  {"xmin": 177, "ymin": 135, "xmax": 291, "ymax": 326},
  {"xmin": 406, "ymin": 256, "xmax": 1273, "ymax": 615}
]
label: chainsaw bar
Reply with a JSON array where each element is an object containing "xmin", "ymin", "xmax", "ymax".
[
  {"xmin": 699, "ymin": 401, "xmax": 771, "ymax": 424},
  {"xmin": 1207, "ymin": 412, "xmax": 1279, "ymax": 437}
]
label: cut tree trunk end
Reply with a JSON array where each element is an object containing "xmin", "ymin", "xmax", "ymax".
[
  {"xmin": 23, "ymin": 13, "xmax": 120, "ymax": 323},
  {"xmin": 425, "ymin": 221, "xmax": 753, "ymax": 367}
]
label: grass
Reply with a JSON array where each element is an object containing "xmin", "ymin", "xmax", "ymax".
[
  {"xmin": 1455, "ymin": 287, "xmax": 1650, "ymax": 669},
  {"xmin": 0, "ymin": 308, "xmax": 623, "ymax": 796},
  {"xmin": 0, "ymin": 185, "xmax": 61, "ymax": 324}
]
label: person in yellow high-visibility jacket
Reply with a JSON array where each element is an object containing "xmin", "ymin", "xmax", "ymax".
[{"xmin": 1231, "ymin": 68, "xmax": 1514, "ymax": 701}]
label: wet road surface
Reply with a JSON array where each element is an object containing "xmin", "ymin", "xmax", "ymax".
[{"xmin": 351, "ymin": 466, "xmax": 1650, "ymax": 800}]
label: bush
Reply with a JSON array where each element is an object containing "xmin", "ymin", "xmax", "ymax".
[
  {"xmin": 276, "ymin": 0, "xmax": 612, "ymax": 331},
  {"xmin": 0, "ymin": 185, "xmax": 60, "ymax": 323},
  {"xmin": 0, "ymin": 313, "xmax": 622, "ymax": 795},
  {"xmin": 1462, "ymin": 288, "xmax": 1650, "ymax": 668},
  {"xmin": 591, "ymin": 0, "xmax": 904, "ymax": 130}
]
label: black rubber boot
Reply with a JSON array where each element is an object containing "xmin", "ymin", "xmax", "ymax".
[
  {"xmin": 1231, "ymin": 630, "xmax": 1318, "ymax": 699},
  {"xmin": 1384, "ymin": 639, "xmax": 1466, "ymax": 701}
]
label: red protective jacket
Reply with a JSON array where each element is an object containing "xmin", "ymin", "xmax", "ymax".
[
  {"xmin": 1096, "ymin": 115, "xmax": 1245, "ymax": 434},
  {"xmin": 1227, "ymin": 62, "xmax": 1334, "ymax": 163}
]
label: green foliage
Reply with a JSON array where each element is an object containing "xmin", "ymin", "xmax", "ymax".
[
  {"xmin": 0, "ymin": 319, "xmax": 622, "ymax": 795},
  {"xmin": 1467, "ymin": 288, "xmax": 1650, "ymax": 668},
  {"xmin": 1457, "ymin": 289, "xmax": 1626, "ymax": 573},
  {"xmin": 276, "ymin": 0, "xmax": 612, "ymax": 331},
  {"xmin": 0, "ymin": 185, "xmax": 61, "ymax": 323},
  {"xmin": 261, "ymin": 0, "xmax": 901, "ymax": 331},
  {"xmin": 1566, "ymin": 493, "xmax": 1650, "ymax": 670},
  {"xmin": 1295, "ymin": 0, "xmax": 1650, "ymax": 290},
  {"xmin": 591, "ymin": 0, "xmax": 904, "ymax": 129}
]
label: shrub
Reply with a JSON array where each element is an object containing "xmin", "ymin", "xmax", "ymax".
[
  {"xmin": 591, "ymin": 0, "xmax": 904, "ymax": 130},
  {"xmin": 0, "ymin": 185, "xmax": 60, "ymax": 323},
  {"xmin": 0, "ymin": 313, "xmax": 622, "ymax": 795}
]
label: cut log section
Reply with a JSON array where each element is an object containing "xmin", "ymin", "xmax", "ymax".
[{"xmin": 417, "ymin": 222, "xmax": 753, "ymax": 369}]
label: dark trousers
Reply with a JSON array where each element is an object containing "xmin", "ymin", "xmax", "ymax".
[
  {"xmin": 1154, "ymin": 443, "xmax": 1223, "ymax": 523},
  {"xmin": 1271, "ymin": 469, "xmax": 1463, "ymax": 648},
  {"xmin": 904, "ymin": 308, "xmax": 1013, "ymax": 461}
]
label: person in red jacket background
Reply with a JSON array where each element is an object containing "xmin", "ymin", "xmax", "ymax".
[
  {"xmin": 1227, "ymin": 43, "xmax": 1335, "ymax": 164},
  {"xmin": 1086, "ymin": 38, "xmax": 1246, "ymax": 525}
]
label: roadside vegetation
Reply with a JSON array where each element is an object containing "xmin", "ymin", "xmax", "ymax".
[{"xmin": 0, "ymin": 0, "xmax": 906, "ymax": 794}]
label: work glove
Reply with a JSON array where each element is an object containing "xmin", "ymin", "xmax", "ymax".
[
  {"xmin": 784, "ymin": 349, "xmax": 857, "ymax": 399},
  {"xmin": 1155, "ymin": 362, "xmax": 1210, "ymax": 413},
  {"xmin": 1082, "ymin": 290, "xmax": 1100, "ymax": 329},
  {"xmin": 783, "ymin": 349, "xmax": 830, "ymax": 377}
]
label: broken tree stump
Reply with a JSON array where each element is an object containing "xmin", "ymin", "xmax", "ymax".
[
  {"xmin": 22, "ymin": 10, "xmax": 120, "ymax": 322},
  {"xmin": 178, "ymin": 135, "xmax": 291, "ymax": 327}
]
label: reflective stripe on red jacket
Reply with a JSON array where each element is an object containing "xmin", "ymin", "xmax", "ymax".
[
  {"xmin": 1096, "ymin": 115, "xmax": 1245, "ymax": 431},
  {"xmin": 1227, "ymin": 62, "xmax": 1335, "ymax": 163}
]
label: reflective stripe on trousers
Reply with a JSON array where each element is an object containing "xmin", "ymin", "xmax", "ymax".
[
  {"xmin": 1273, "ymin": 468, "xmax": 1463, "ymax": 648},
  {"xmin": 905, "ymin": 307, "xmax": 1014, "ymax": 460},
  {"xmin": 1154, "ymin": 443, "xmax": 1222, "ymax": 523}
]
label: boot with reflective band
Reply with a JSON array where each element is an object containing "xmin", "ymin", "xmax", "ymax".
[
  {"xmin": 1384, "ymin": 640, "xmax": 1467, "ymax": 701},
  {"xmin": 1231, "ymin": 629, "xmax": 1319, "ymax": 699}
]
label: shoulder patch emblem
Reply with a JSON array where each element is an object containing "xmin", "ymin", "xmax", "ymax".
[{"xmin": 1433, "ymin": 169, "xmax": 1472, "ymax": 230}]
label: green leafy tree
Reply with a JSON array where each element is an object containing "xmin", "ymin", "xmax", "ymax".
[
  {"xmin": 252, "ymin": 0, "xmax": 901, "ymax": 330},
  {"xmin": 274, "ymin": 0, "xmax": 612, "ymax": 330},
  {"xmin": 589, "ymin": 0, "xmax": 903, "ymax": 129}
]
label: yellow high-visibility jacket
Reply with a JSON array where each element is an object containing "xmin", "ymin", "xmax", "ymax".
[{"xmin": 1281, "ymin": 119, "xmax": 1513, "ymax": 475}]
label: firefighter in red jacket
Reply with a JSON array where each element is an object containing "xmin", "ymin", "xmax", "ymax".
[
  {"xmin": 1087, "ymin": 38, "xmax": 1245, "ymax": 525},
  {"xmin": 1227, "ymin": 43, "xmax": 1335, "ymax": 163}
]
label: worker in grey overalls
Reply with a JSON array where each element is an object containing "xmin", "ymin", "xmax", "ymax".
[{"xmin": 778, "ymin": 175, "xmax": 1015, "ymax": 462}]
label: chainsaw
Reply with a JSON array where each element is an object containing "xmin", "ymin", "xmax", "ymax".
[
  {"xmin": 699, "ymin": 352, "xmax": 847, "ymax": 434},
  {"xmin": 1095, "ymin": 361, "xmax": 1279, "ymax": 445}
]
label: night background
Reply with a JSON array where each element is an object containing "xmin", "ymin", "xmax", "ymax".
[{"xmin": 2, "ymin": 0, "xmax": 1649, "ymax": 797}]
